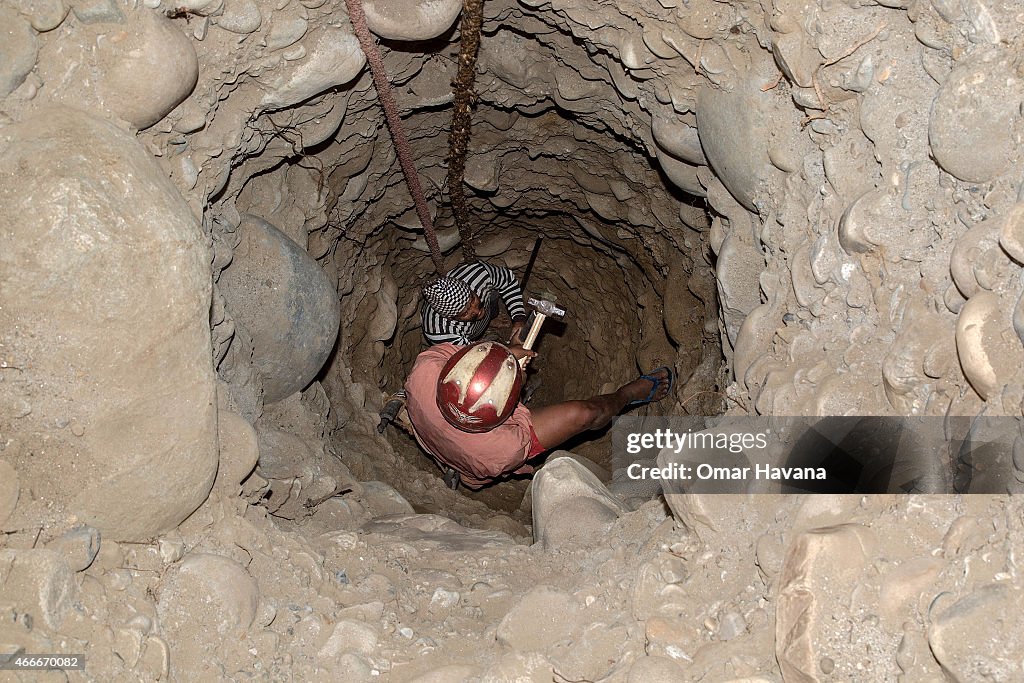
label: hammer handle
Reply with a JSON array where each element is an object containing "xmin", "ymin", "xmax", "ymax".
[{"xmin": 522, "ymin": 313, "xmax": 546, "ymax": 351}]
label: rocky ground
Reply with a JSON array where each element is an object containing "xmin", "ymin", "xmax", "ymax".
[{"xmin": 4, "ymin": 404, "xmax": 1023, "ymax": 682}]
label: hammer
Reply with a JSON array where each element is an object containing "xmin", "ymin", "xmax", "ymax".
[{"xmin": 519, "ymin": 296, "xmax": 566, "ymax": 367}]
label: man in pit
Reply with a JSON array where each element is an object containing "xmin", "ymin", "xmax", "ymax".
[
  {"xmin": 420, "ymin": 261, "xmax": 528, "ymax": 347},
  {"xmin": 403, "ymin": 341, "xmax": 673, "ymax": 489}
]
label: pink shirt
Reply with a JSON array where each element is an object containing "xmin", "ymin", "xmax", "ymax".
[{"xmin": 404, "ymin": 344, "xmax": 536, "ymax": 488}]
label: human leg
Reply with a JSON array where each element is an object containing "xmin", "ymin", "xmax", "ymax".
[{"xmin": 530, "ymin": 367, "xmax": 672, "ymax": 449}]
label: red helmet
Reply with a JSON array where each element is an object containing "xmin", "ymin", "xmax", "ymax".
[{"xmin": 436, "ymin": 342, "xmax": 523, "ymax": 433}]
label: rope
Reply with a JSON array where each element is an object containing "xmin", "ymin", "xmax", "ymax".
[
  {"xmin": 345, "ymin": 0, "xmax": 445, "ymax": 274},
  {"xmin": 447, "ymin": 0, "xmax": 485, "ymax": 263}
]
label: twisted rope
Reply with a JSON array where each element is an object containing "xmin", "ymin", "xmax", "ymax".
[
  {"xmin": 447, "ymin": 0, "xmax": 485, "ymax": 262},
  {"xmin": 345, "ymin": 0, "xmax": 445, "ymax": 274}
]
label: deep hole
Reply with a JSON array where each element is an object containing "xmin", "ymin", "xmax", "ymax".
[{"xmin": 352, "ymin": 208, "xmax": 722, "ymax": 516}]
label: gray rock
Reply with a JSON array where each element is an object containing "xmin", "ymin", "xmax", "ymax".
[
  {"xmin": 0, "ymin": 8, "xmax": 38, "ymax": 98},
  {"xmin": 531, "ymin": 455, "xmax": 625, "ymax": 550},
  {"xmin": 929, "ymin": 48, "xmax": 1021, "ymax": 183},
  {"xmin": 217, "ymin": 215, "xmax": 341, "ymax": 403},
  {"xmin": 363, "ymin": 0, "xmax": 462, "ymax": 41},
  {"xmin": 215, "ymin": 0, "xmax": 261, "ymax": 34},
  {"xmin": 651, "ymin": 114, "xmax": 706, "ymax": 165},
  {"xmin": 255, "ymin": 428, "xmax": 315, "ymax": 480},
  {"xmin": 718, "ymin": 611, "xmax": 746, "ymax": 641},
  {"xmin": 319, "ymin": 619, "xmax": 379, "ymax": 659},
  {"xmin": 158, "ymin": 553, "xmax": 259, "ymax": 636},
  {"xmin": 359, "ymin": 481, "xmax": 414, "ymax": 517},
  {"xmin": 216, "ymin": 411, "xmax": 259, "ymax": 493},
  {"xmin": 496, "ymin": 585, "xmax": 578, "ymax": 652},
  {"xmin": 929, "ymin": 583, "xmax": 1024, "ymax": 682},
  {"xmin": 15, "ymin": 0, "xmax": 69, "ymax": 32},
  {"xmin": 259, "ymin": 27, "xmax": 365, "ymax": 110},
  {"xmin": 776, "ymin": 524, "xmax": 878, "ymax": 682},
  {"xmin": 266, "ymin": 16, "xmax": 308, "ymax": 51},
  {"xmin": 70, "ymin": 0, "xmax": 123, "ymax": 23},
  {"xmin": 0, "ymin": 549, "xmax": 77, "ymax": 629},
  {"xmin": 45, "ymin": 526, "xmax": 101, "ymax": 572},
  {"xmin": 429, "ymin": 588, "xmax": 460, "ymax": 609},
  {"xmin": 92, "ymin": 11, "xmax": 199, "ymax": 129},
  {"xmin": 696, "ymin": 69, "xmax": 782, "ymax": 212},
  {"xmin": 657, "ymin": 149, "xmax": 707, "ymax": 197}
]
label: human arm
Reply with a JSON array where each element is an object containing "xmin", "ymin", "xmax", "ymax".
[
  {"xmin": 483, "ymin": 262, "xmax": 527, "ymax": 325},
  {"xmin": 506, "ymin": 344, "xmax": 536, "ymax": 367},
  {"xmin": 509, "ymin": 319, "xmax": 526, "ymax": 345}
]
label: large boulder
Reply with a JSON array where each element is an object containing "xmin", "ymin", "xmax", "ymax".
[
  {"xmin": 0, "ymin": 106, "xmax": 218, "ymax": 541},
  {"xmin": 531, "ymin": 455, "xmax": 625, "ymax": 550},
  {"xmin": 218, "ymin": 214, "xmax": 341, "ymax": 403}
]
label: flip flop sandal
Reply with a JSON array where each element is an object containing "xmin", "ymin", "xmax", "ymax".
[{"xmin": 627, "ymin": 366, "xmax": 674, "ymax": 407}]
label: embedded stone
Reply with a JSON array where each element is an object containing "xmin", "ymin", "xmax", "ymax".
[
  {"xmin": 16, "ymin": 0, "xmax": 69, "ymax": 32},
  {"xmin": 45, "ymin": 526, "xmax": 101, "ymax": 572},
  {"xmin": 657, "ymin": 149, "xmax": 707, "ymax": 197},
  {"xmin": 158, "ymin": 552, "xmax": 259, "ymax": 636},
  {"xmin": 216, "ymin": 411, "xmax": 259, "ymax": 492},
  {"xmin": 929, "ymin": 48, "xmax": 1021, "ymax": 183},
  {"xmin": 956, "ymin": 291, "xmax": 1024, "ymax": 400},
  {"xmin": 92, "ymin": 11, "xmax": 200, "ymax": 129},
  {"xmin": 363, "ymin": 0, "xmax": 462, "ymax": 41},
  {"xmin": 215, "ymin": 0, "xmax": 261, "ymax": 33},
  {"xmin": 0, "ymin": 549, "xmax": 77, "ymax": 629},
  {"xmin": 776, "ymin": 524, "xmax": 877, "ymax": 682},
  {"xmin": 696, "ymin": 66, "xmax": 791, "ymax": 212},
  {"xmin": 319, "ymin": 619, "xmax": 379, "ymax": 659},
  {"xmin": 260, "ymin": 27, "xmax": 365, "ymax": 110},
  {"xmin": 496, "ymin": 585, "xmax": 579, "ymax": 652},
  {"xmin": 651, "ymin": 114, "xmax": 706, "ymax": 165},
  {"xmin": 929, "ymin": 583, "xmax": 1024, "ymax": 682}
]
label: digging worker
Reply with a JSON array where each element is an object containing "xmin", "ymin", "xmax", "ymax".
[
  {"xmin": 421, "ymin": 261, "xmax": 527, "ymax": 346},
  {"xmin": 403, "ymin": 341, "xmax": 673, "ymax": 489}
]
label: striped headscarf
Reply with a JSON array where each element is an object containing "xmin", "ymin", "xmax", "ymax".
[{"xmin": 423, "ymin": 276, "xmax": 473, "ymax": 318}]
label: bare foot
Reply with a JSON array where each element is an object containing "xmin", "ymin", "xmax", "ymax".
[{"xmin": 621, "ymin": 367, "xmax": 671, "ymax": 404}]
